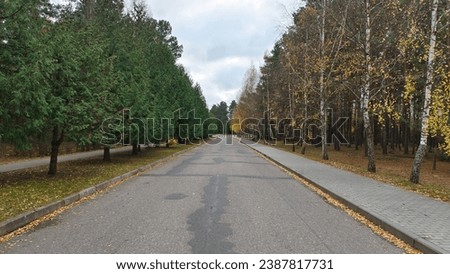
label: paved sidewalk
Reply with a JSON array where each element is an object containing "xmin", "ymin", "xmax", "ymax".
[
  {"xmin": 241, "ymin": 139, "xmax": 450, "ymax": 254},
  {"xmin": 0, "ymin": 147, "xmax": 131, "ymax": 173}
]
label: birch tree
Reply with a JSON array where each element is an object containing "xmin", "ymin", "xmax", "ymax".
[
  {"xmin": 410, "ymin": 0, "xmax": 440, "ymax": 183},
  {"xmin": 361, "ymin": 0, "xmax": 377, "ymax": 172}
]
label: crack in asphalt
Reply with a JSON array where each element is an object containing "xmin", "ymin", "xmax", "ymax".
[{"xmin": 187, "ymin": 174, "xmax": 234, "ymax": 254}]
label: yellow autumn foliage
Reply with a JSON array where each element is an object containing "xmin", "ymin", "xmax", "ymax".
[{"xmin": 429, "ymin": 66, "xmax": 450, "ymax": 154}]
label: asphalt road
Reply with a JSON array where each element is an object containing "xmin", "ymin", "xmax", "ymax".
[{"xmin": 0, "ymin": 136, "xmax": 402, "ymax": 253}]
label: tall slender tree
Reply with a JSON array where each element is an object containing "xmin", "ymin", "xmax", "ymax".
[
  {"xmin": 410, "ymin": 0, "xmax": 440, "ymax": 183},
  {"xmin": 361, "ymin": 0, "xmax": 376, "ymax": 172}
]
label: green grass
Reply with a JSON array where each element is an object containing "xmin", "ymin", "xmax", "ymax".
[{"xmin": 0, "ymin": 145, "xmax": 193, "ymax": 222}]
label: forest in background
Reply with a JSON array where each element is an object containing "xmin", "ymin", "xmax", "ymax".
[
  {"xmin": 233, "ymin": 0, "xmax": 449, "ymax": 184},
  {"xmin": 0, "ymin": 0, "xmax": 210, "ymax": 175}
]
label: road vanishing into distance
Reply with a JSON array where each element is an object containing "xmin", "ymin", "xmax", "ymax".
[{"xmin": 0, "ymin": 136, "xmax": 402, "ymax": 253}]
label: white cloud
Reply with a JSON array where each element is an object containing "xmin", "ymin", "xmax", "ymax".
[{"xmin": 181, "ymin": 55, "xmax": 253, "ymax": 104}]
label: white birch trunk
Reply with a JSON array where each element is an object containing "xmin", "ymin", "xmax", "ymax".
[
  {"xmin": 410, "ymin": 0, "xmax": 439, "ymax": 183},
  {"xmin": 362, "ymin": 0, "xmax": 376, "ymax": 172}
]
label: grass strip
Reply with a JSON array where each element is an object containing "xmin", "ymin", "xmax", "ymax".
[{"xmin": 0, "ymin": 145, "xmax": 193, "ymax": 222}]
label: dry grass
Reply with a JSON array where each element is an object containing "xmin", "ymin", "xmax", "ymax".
[
  {"xmin": 0, "ymin": 145, "xmax": 193, "ymax": 222},
  {"xmin": 270, "ymin": 142, "xmax": 450, "ymax": 202}
]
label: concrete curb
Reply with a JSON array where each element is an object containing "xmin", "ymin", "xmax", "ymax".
[
  {"xmin": 240, "ymin": 140, "xmax": 446, "ymax": 254},
  {"xmin": 0, "ymin": 145, "xmax": 198, "ymax": 237}
]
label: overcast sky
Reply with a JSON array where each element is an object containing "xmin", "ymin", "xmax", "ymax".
[
  {"xmin": 142, "ymin": 0, "xmax": 303, "ymax": 108},
  {"xmin": 54, "ymin": 0, "xmax": 303, "ymax": 108}
]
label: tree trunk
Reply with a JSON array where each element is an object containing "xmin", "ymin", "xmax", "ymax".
[
  {"xmin": 366, "ymin": 122, "xmax": 376, "ymax": 172},
  {"xmin": 410, "ymin": 97, "xmax": 416, "ymax": 154},
  {"xmin": 382, "ymin": 113, "xmax": 388, "ymax": 155},
  {"xmin": 404, "ymin": 116, "xmax": 410, "ymax": 154},
  {"xmin": 334, "ymin": 137, "xmax": 341, "ymax": 151},
  {"xmin": 390, "ymin": 123, "xmax": 396, "ymax": 151},
  {"xmin": 352, "ymin": 100, "xmax": 358, "ymax": 149},
  {"xmin": 132, "ymin": 143, "xmax": 139, "ymax": 155},
  {"xmin": 382, "ymin": 127, "xmax": 388, "ymax": 155},
  {"xmin": 355, "ymin": 122, "xmax": 361, "ymax": 150},
  {"xmin": 301, "ymin": 140, "xmax": 307, "ymax": 154},
  {"xmin": 103, "ymin": 146, "xmax": 111, "ymax": 162},
  {"xmin": 433, "ymin": 148, "xmax": 437, "ymax": 171},
  {"xmin": 48, "ymin": 143, "xmax": 59, "ymax": 175},
  {"xmin": 362, "ymin": 0, "xmax": 376, "ymax": 173},
  {"xmin": 292, "ymin": 140, "xmax": 296, "ymax": 152},
  {"xmin": 410, "ymin": 0, "xmax": 439, "ymax": 184},
  {"xmin": 48, "ymin": 125, "xmax": 64, "ymax": 175},
  {"xmin": 410, "ymin": 144, "xmax": 427, "ymax": 183},
  {"xmin": 319, "ymin": 0, "xmax": 328, "ymax": 161},
  {"xmin": 320, "ymin": 101, "xmax": 329, "ymax": 160}
]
